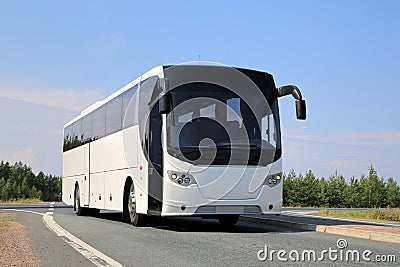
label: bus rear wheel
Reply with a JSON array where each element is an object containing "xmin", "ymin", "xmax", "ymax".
[
  {"xmin": 74, "ymin": 186, "xmax": 87, "ymax": 216},
  {"xmin": 218, "ymin": 215, "xmax": 239, "ymax": 226},
  {"xmin": 124, "ymin": 182, "xmax": 146, "ymax": 227}
]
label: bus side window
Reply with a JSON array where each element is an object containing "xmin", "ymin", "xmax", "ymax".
[
  {"xmin": 72, "ymin": 120, "xmax": 82, "ymax": 148},
  {"xmin": 106, "ymin": 96, "xmax": 122, "ymax": 135},
  {"xmin": 82, "ymin": 114, "xmax": 93, "ymax": 143},
  {"xmin": 122, "ymin": 86, "xmax": 137, "ymax": 129},
  {"xmin": 63, "ymin": 125, "xmax": 73, "ymax": 151},
  {"xmin": 93, "ymin": 105, "xmax": 106, "ymax": 140}
]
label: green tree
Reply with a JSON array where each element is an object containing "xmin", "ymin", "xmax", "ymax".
[
  {"xmin": 0, "ymin": 178, "xmax": 7, "ymax": 200},
  {"xmin": 300, "ymin": 170, "xmax": 321, "ymax": 207},
  {"xmin": 345, "ymin": 176, "xmax": 363, "ymax": 208},
  {"xmin": 386, "ymin": 177, "xmax": 400, "ymax": 208},
  {"xmin": 0, "ymin": 160, "xmax": 61, "ymax": 201},
  {"xmin": 362, "ymin": 166, "xmax": 385, "ymax": 208},
  {"xmin": 283, "ymin": 170, "xmax": 297, "ymax": 206},
  {"xmin": 325, "ymin": 172, "xmax": 347, "ymax": 207},
  {"xmin": 317, "ymin": 177, "xmax": 329, "ymax": 207},
  {"xmin": 0, "ymin": 161, "xmax": 11, "ymax": 181}
]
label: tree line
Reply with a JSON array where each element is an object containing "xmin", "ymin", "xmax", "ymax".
[
  {"xmin": 0, "ymin": 161, "xmax": 61, "ymax": 201},
  {"xmin": 283, "ymin": 166, "xmax": 400, "ymax": 208},
  {"xmin": 1, "ymin": 160, "xmax": 399, "ymax": 207}
]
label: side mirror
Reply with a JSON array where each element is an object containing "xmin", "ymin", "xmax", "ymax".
[
  {"xmin": 159, "ymin": 93, "xmax": 171, "ymax": 114},
  {"xmin": 158, "ymin": 78, "xmax": 171, "ymax": 114},
  {"xmin": 296, "ymin": 100, "xmax": 306, "ymax": 120},
  {"xmin": 277, "ymin": 85, "xmax": 307, "ymax": 120}
]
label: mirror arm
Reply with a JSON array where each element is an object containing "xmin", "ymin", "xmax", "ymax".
[
  {"xmin": 276, "ymin": 85, "xmax": 302, "ymax": 100},
  {"xmin": 276, "ymin": 85, "xmax": 307, "ymax": 120}
]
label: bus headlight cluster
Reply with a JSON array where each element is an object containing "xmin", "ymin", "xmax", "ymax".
[
  {"xmin": 167, "ymin": 171, "xmax": 196, "ymax": 187},
  {"xmin": 264, "ymin": 173, "xmax": 282, "ymax": 188}
]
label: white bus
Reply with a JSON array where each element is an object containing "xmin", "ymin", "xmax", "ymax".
[{"xmin": 62, "ymin": 63, "xmax": 306, "ymax": 226}]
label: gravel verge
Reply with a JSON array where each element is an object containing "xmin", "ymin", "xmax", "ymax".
[{"xmin": 0, "ymin": 210, "xmax": 40, "ymax": 267}]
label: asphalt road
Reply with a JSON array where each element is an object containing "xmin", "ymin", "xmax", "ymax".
[{"xmin": 1, "ymin": 203, "xmax": 400, "ymax": 267}]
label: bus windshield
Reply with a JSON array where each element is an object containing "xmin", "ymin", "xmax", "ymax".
[{"xmin": 166, "ymin": 82, "xmax": 280, "ymax": 166}]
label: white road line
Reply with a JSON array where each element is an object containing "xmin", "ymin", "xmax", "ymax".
[
  {"xmin": 43, "ymin": 213, "xmax": 124, "ymax": 267},
  {"xmin": 48, "ymin": 208, "xmax": 54, "ymax": 211},
  {"xmin": 2, "ymin": 206, "xmax": 124, "ymax": 267},
  {"xmin": 282, "ymin": 212, "xmax": 400, "ymax": 228},
  {"xmin": 3, "ymin": 208, "xmax": 45, "ymax": 216}
]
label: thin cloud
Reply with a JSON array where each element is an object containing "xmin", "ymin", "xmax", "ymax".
[
  {"xmin": 6, "ymin": 148, "xmax": 37, "ymax": 167},
  {"xmin": 329, "ymin": 159, "xmax": 362, "ymax": 172},
  {"xmin": 285, "ymin": 129, "xmax": 400, "ymax": 147},
  {"xmin": 0, "ymin": 75, "xmax": 105, "ymax": 111},
  {"xmin": 282, "ymin": 130, "xmax": 400, "ymax": 179},
  {"xmin": 2, "ymin": 124, "xmax": 61, "ymax": 136}
]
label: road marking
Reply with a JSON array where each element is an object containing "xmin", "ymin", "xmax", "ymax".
[
  {"xmin": 2, "ymin": 205, "xmax": 124, "ymax": 267},
  {"xmin": 282, "ymin": 211, "xmax": 400, "ymax": 228},
  {"xmin": 3, "ymin": 208, "xmax": 45, "ymax": 216},
  {"xmin": 43, "ymin": 213, "xmax": 124, "ymax": 267},
  {"xmin": 48, "ymin": 208, "xmax": 54, "ymax": 211}
]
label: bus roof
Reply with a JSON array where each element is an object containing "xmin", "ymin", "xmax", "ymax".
[
  {"xmin": 64, "ymin": 63, "xmax": 272, "ymax": 129},
  {"xmin": 64, "ymin": 65, "xmax": 164, "ymax": 128}
]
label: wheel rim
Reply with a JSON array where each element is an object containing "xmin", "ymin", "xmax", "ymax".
[
  {"xmin": 128, "ymin": 184, "xmax": 136, "ymax": 218},
  {"xmin": 75, "ymin": 189, "xmax": 80, "ymax": 210}
]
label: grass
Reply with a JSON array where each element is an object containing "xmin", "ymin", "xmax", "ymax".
[
  {"xmin": 0, "ymin": 211, "xmax": 15, "ymax": 228},
  {"xmin": 0, "ymin": 198, "xmax": 42, "ymax": 204},
  {"xmin": 314, "ymin": 209, "xmax": 400, "ymax": 223},
  {"xmin": 0, "ymin": 219, "xmax": 8, "ymax": 228}
]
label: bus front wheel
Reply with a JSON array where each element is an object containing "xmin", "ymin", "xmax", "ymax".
[{"xmin": 124, "ymin": 182, "xmax": 146, "ymax": 227}]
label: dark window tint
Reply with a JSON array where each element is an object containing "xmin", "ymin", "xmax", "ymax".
[
  {"xmin": 64, "ymin": 125, "xmax": 72, "ymax": 142},
  {"xmin": 72, "ymin": 120, "xmax": 82, "ymax": 143},
  {"xmin": 82, "ymin": 114, "xmax": 93, "ymax": 143},
  {"xmin": 93, "ymin": 105, "xmax": 106, "ymax": 140},
  {"xmin": 122, "ymin": 86, "xmax": 137, "ymax": 129},
  {"xmin": 106, "ymin": 96, "xmax": 122, "ymax": 135},
  {"xmin": 149, "ymin": 103, "xmax": 162, "ymax": 169},
  {"xmin": 63, "ymin": 125, "xmax": 73, "ymax": 151},
  {"xmin": 63, "ymin": 84, "xmax": 139, "ymax": 152}
]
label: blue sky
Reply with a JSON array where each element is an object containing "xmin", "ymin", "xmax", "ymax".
[{"xmin": 0, "ymin": 1, "xmax": 399, "ymax": 180}]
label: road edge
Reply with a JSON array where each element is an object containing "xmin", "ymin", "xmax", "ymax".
[
  {"xmin": 42, "ymin": 213, "xmax": 124, "ymax": 267},
  {"xmin": 240, "ymin": 216, "xmax": 400, "ymax": 244}
]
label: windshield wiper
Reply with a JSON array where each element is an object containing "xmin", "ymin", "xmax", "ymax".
[{"xmin": 207, "ymin": 143, "xmax": 262, "ymax": 149}]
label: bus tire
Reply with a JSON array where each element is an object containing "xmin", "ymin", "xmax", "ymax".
[
  {"xmin": 74, "ymin": 186, "xmax": 87, "ymax": 216},
  {"xmin": 124, "ymin": 182, "xmax": 146, "ymax": 226},
  {"xmin": 218, "ymin": 214, "xmax": 239, "ymax": 226}
]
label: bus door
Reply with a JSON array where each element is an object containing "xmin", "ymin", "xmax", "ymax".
[
  {"xmin": 147, "ymin": 102, "xmax": 163, "ymax": 212},
  {"xmin": 139, "ymin": 76, "xmax": 164, "ymax": 213}
]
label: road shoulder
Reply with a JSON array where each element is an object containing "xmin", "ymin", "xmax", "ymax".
[
  {"xmin": 241, "ymin": 214, "xmax": 400, "ymax": 244},
  {"xmin": 0, "ymin": 210, "xmax": 40, "ymax": 266},
  {"xmin": 15, "ymin": 210, "xmax": 94, "ymax": 267}
]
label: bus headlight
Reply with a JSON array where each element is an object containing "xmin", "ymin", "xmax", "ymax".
[
  {"xmin": 264, "ymin": 173, "xmax": 282, "ymax": 188},
  {"xmin": 167, "ymin": 171, "xmax": 196, "ymax": 187}
]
